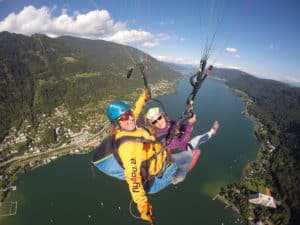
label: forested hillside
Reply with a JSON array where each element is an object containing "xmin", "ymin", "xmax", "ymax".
[
  {"xmin": 0, "ymin": 31, "xmax": 181, "ymax": 142},
  {"xmin": 212, "ymin": 68, "xmax": 300, "ymax": 225}
]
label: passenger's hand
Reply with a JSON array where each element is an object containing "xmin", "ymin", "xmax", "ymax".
[
  {"xmin": 188, "ymin": 114, "xmax": 197, "ymax": 124},
  {"xmin": 140, "ymin": 203, "xmax": 153, "ymax": 224}
]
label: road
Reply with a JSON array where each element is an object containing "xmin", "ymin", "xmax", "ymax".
[{"xmin": 0, "ymin": 122, "xmax": 109, "ymax": 169}]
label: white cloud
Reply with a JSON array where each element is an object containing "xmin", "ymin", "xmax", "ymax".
[
  {"xmin": 226, "ymin": 65, "xmax": 242, "ymax": 70},
  {"xmin": 213, "ymin": 62, "xmax": 224, "ymax": 67},
  {"xmin": 155, "ymin": 33, "xmax": 170, "ymax": 41},
  {"xmin": 283, "ymin": 75, "xmax": 300, "ymax": 83},
  {"xmin": 225, "ymin": 48, "xmax": 240, "ymax": 59},
  {"xmin": 225, "ymin": 47, "xmax": 237, "ymax": 53},
  {"xmin": 0, "ymin": 6, "xmax": 52, "ymax": 35},
  {"xmin": 154, "ymin": 55, "xmax": 199, "ymax": 65},
  {"xmin": 143, "ymin": 41, "xmax": 159, "ymax": 49},
  {"xmin": 106, "ymin": 29, "xmax": 153, "ymax": 44},
  {"xmin": 253, "ymin": 70, "xmax": 300, "ymax": 83},
  {"xmin": 0, "ymin": 5, "xmax": 165, "ymax": 46}
]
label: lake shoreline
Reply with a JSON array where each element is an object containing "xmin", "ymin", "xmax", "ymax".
[
  {"xmin": 0, "ymin": 79, "xmax": 180, "ymax": 210},
  {"xmin": 211, "ymin": 77, "xmax": 281, "ymax": 225},
  {"xmin": 1, "ymin": 76, "xmax": 265, "ymax": 223},
  {"xmin": 2, "ymin": 76, "xmax": 261, "ymax": 225}
]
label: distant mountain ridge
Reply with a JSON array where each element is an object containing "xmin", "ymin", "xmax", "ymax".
[
  {"xmin": 164, "ymin": 62, "xmax": 198, "ymax": 76},
  {"xmin": 283, "ymin": 80, "xmax": 300, "ymax": 88},
  {"xmin": 0, "ymin": 31, "xmax": 182, "ymax": 141}
]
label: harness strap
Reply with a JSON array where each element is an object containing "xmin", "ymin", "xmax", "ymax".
[
  {"xmin": 113, "ymin": 136, "xmax": 157, "ymax": 169},
  {"xmin": 115, "ymin": 136, "xmax": 167, "ymax": 190}
]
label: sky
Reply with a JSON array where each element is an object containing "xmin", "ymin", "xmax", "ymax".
[{"xmin": 0, "ymin": 0, "xmax": 300, "ymax": 83}]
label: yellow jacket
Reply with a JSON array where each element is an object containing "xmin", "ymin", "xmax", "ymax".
[{"xmin": 115, "ymin": 89, "xmax": 167, "ymax": 215}]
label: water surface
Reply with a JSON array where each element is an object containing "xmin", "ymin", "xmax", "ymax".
[{"xmin": 3, "ymin": 78, "xmax": 259, "ymax": 225}]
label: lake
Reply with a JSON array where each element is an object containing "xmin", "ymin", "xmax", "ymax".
[{"xmin": 3, "ymin": 77, "xmax": 259, "ymax": 225}]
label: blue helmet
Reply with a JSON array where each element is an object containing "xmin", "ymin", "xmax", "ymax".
[{"xmin": 106, "ymin": 101, "xmax": 131, "ymax": 122}]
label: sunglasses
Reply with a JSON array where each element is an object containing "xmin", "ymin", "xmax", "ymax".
[
  {"xmin": 118, "ymin": 111, "xmax": 133, "ymax": 121},
  {"xmin": 151, "ymin": 115, "xmax": 163, "ymax": 125}
]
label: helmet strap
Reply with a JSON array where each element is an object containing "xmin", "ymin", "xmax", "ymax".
[{"xmin": 111, "ymin": 120, "xmax": 120, "ymax": 129}]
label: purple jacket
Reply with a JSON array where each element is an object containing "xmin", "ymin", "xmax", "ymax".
[{"xmin": 154, "ymin": 120, "xmax": 193, "ymax": 151}]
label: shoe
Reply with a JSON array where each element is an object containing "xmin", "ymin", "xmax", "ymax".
[
  {"xmin": 172, "ymin": 176, "xmax": 185, "ymax": 185},
  {"xmin": 211, "ymin": 121, "xmax": 219, "ymax": 136}
]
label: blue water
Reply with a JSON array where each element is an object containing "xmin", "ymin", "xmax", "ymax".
[{"xmin": 3, "ymin": 78, "xmax": 259, "ymax": 225}]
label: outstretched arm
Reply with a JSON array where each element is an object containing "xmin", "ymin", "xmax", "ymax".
[
  {"xmin": 118, "ymin": 142, "xmax": 153, "ymax": 224},
  {"xmin": 132, "ymin": 88, "xmax": 149, "ymax": 119}
]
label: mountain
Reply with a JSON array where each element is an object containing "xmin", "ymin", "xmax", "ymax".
[
  {"xmin": 212, "ymin": 67, "xmax": 300, "ymax": 139},
  {"xmin": 0, "ymin": 31, "xmax": 182, "ymax": 142},
  {"xmin": 283, "ymin": 80, "xmax": 300, "ymax": 88},
  {"xmin": 164, "ymin": 62, "xmax": 198, "ymax": 76}
]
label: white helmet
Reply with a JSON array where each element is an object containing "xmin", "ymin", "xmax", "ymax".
[{"xmin": 145, "ymin": 107, "xmax": 162, "ymax": 120}]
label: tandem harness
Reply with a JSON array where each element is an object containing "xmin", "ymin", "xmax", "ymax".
[{"xmin": 91, "ymin": 135, "xmax": 167, "ymax": 190}]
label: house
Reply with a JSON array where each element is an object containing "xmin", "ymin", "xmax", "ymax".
[{"xmin": 249, "ymin": 188, "xmax": 276, "ymax": 208}]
